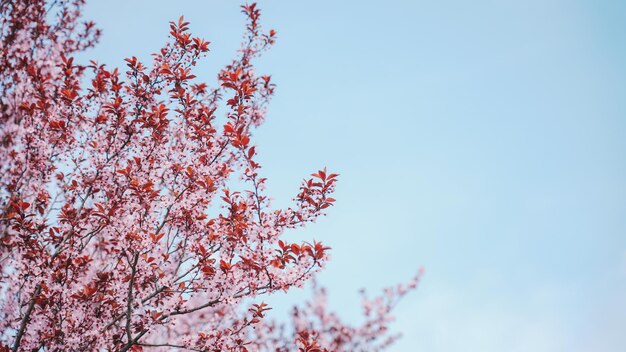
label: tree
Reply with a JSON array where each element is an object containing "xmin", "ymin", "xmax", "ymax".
[{"xmin": 0, "ymin": 1, "xmax": 421, "ymax": 351}]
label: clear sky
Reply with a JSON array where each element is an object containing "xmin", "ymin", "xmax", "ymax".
[{"xmin": 83, "ymin": 1, "xmax": 626, "ymax": 351}]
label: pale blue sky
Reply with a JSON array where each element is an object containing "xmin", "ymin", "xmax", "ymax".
[{"xmin": 83, "ymin": 1, "xmax": 626, "ymax": 351}]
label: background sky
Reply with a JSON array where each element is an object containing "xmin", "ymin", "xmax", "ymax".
[{"xmin": 82, "ymin": 1, "xmax": 626, "ymax": 351}]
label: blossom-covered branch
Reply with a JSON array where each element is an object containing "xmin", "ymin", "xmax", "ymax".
[{"xmin": 0, "ymin": 1, "xmax": 420, "ymax": 351}]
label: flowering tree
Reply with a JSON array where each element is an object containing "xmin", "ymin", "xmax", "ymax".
[{"xmin": 0, "ymin": 1, "xmax": 420, "ymax": 351}]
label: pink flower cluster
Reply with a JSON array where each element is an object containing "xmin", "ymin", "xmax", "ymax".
[{"xmin": 0, "ymin": 1, "xmax": 420, "ymax": 351}]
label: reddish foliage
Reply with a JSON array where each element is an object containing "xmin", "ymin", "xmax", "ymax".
[{"xmin": 0, "ymin": 1, "xmax": 419, "ymax": 351}]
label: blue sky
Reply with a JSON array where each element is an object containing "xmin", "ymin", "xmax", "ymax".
[{"xmin": 83, "ymin": 1, "xmax": 626, "ymax": 350}]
